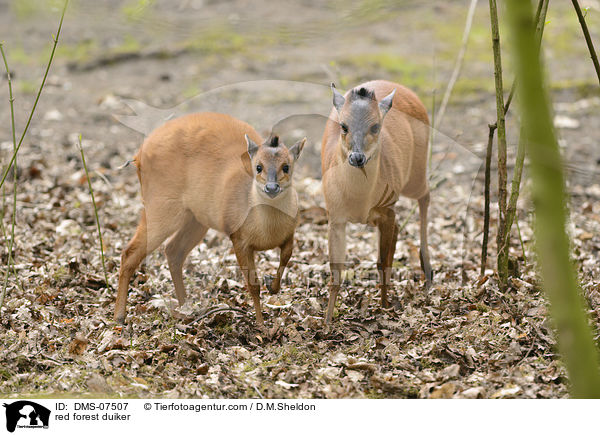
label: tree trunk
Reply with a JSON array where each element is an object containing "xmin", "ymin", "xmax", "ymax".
[
  {"xmin": 506, "ymin": 0, "xmax": 600, "ymax": 398},
  {"xmin": 488, "ymin": 0, "xmax": 508, "ymax": 288}
]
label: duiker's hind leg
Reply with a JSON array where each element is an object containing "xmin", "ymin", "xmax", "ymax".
[
  {"xmin": 377, "ymin": 208, "xmax": 398, "ymax": 309},
  {"xmin": 418, "ymin": 191, "xmax": 433, "ymax": 288},
  {"xmin": 115, "ymin": 209, "xmax": 180, "ymax": 323},
  {"xmin": 165, "ymin": 211, "xmax": 208, "ymax": 305}
]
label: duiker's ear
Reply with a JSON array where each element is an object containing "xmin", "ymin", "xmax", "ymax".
[
  {"xmin": 379, "ymin": 89, "xmax": 396, "ymax": 118},
  {"xmin": 331, "ymin": 83, "xmax": 345, "ymax": 113},
  {"xmin": 245, "ymin": 134, "xmax": 259, "ymax": 159},
  {"xmin": 289, "ymin": 137, "xmax": 306, "ymax": 161}
]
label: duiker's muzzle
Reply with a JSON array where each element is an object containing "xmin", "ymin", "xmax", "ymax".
[{"xmin": 349, "ymin": 152, "xmax": 367, "ymax": 168}]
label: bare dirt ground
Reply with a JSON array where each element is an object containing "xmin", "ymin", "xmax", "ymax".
[{"xmin": 0, "ymin": 0, "xmax": 599, "ymax": 398}]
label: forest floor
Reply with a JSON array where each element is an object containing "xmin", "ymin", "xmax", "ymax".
[{"xmin": 1, "ymin": 0, "xmax": 599, "ymax": 398}]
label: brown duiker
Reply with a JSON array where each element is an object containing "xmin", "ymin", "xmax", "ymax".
[{"xmin": 114, "ymin": 112, "xmax": 305, "ymax": 326}]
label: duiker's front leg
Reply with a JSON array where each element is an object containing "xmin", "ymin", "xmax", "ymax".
[
  {"xmin": 376, "ymin": 208, "xmax": 398, "ymax": 308},
  {"xmin": 269, "ymin": 236, "xmax": 294, "ymax": 295},
  {"xmin": 418, "ymin": 192, "xmax": 433, "ymax": 288},
  {"xmin": 231, "ymin": 237, "xmax": 264, "ymax": 326},
  {"xmin": 326, "ymin": 221, "xmax": 347, "ymax": 323}
]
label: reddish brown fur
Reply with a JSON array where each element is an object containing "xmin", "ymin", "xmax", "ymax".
[
  {"xmin": 114, "ymin": 112, "xmax": 304, "ymax": 326},
  {"xmin": 321, "ymin": 80, "xmax": 433, "ymax": 322}
]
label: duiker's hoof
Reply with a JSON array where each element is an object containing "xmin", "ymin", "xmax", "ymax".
[{"xmin": 264, "ymin": 275, "xmax": 279, "ymax": 294}]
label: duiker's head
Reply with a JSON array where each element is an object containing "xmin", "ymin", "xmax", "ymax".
[
  {"xmin": 245, "ymin": 134, "xmax": 306, "ymax": 199},
  {"xmin": 331, "ymin": 84, "xmax": 395, "ymax": 168}
]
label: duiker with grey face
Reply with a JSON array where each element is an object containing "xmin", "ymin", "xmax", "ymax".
[
  {"xmin": 332, "ymin": 85, "xmax": 395, "ymax": 168},
  {"xmin": 114, "ymin": 112, "xmax": 305, "ymax": 327},
  {"xmin": 321, "ymin": 80, "xmax": 433, "ymax": 323}
]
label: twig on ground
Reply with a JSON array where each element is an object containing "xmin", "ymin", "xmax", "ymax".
[
  {"xmin": 192, "ymin": 306, "xmax": 250, "ymax": 324},
  {"xmin": 77, "ymin": 135, "xmax": 110, "ymax": 290},
  {"xmin": 516, "ymin": 217, "xmax": 528, "ymax": 267}
]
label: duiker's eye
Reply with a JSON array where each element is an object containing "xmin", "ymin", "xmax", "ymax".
[
  {"xmin": 282, "ymin": 164, "xmax": 290, "ymax": 174},
  {"xmin": 340, "ymin": 123, "xmax": 349, "ymax": 134},
  {"xmin": 256, "ymin": 164, "xmax": 263, "ymax": 173},
  {"xmin": 371, "ymin": 124, "xmax": 380, "ymax": 134}
]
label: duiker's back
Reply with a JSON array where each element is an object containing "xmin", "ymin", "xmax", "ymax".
[{"xmin": 136, "ymin": 112, "xmax": 263, "ymax": 233}]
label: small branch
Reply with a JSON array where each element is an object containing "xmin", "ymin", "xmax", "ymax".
[
  {"xmin": 435, "ymin": 0, "xmax": 479, "ymax": 127},
  {"xmin": 480, "ymin": 0, "xmax": 547, "ymax": 278},
  {"xmin": 77, "ymin": 135, "xmax": 109, "ymax": 290},
  {"xmin": 480, "ymin": 122, "xmax": 496, "ymax": 275},
  {"xmin": 503, "ymin": 80, "xmax": 517, "ymax": 115},
  {"xmin": 489, "ymin": 0, "xmax": 509, "ymax": 288},
  {"xmin": 0, "ymin": 44, "xmax": 17, "ymax": 310},
  {"xmin": 0, "ymin": 0, "xmax": 68, "ymax": 192},
  {"xmin": 191, "ymin": 306, "xmax": 250, "ymax": 324},
  {"xmin": 515, "ymin": 217, "xmax": 527, "ymax": 267},
  {"xmin": 572, "ymin": 0, "xmax": 600, "ymax": 86}
]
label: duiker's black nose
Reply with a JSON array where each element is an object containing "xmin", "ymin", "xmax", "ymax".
[
  {"xmin": 264, "ymin": 182, "xmax": 281, "ymax": 197},
  {"xmin": 349, "ymin": 152, "xmax": 367, "ymax": 168}
]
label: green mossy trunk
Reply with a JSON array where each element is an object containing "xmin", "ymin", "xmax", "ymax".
[{"xmin": 506, "ymin": 0, "xmax": 600, "ymax": 398}]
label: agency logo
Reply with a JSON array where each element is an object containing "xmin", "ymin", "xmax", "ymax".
[{"xmin": 3, "ymin": 401, "xmax": 50, "ymax": 433}]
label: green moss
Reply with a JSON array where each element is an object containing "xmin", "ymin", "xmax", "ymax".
[
  {"xmin": 52, "ymin": 265, "xmax": 68, "ymax": 281},
  {"xmin": 432, "ymin": 7, "xmax": 496, "ymax": 64},
  {"xmin": 184, "ymin": 25, "xmax": 247, "ymax": 56},
  {"xmin": 112, "ymin": 34, "xmax": 141, "ymax": 55},
  {"xmin": 121, "ymin": 0, "xmax": 156, "ymax": 22},
  {"xmin": 214, "ymin": 322, "xmax": 234, "ymax": 335},
  {"xmin": 338, "ymin": 52, "xmax": 432, "ymax": 92},
  {"xmin": 53, "ymin": 39, "xmax": 97, "ymax": 62},
  {"xmin": 11, "ymin": 0, "xmax": 66, "ymax": 20},
  {"xmin": 365, "ymin": 385, "xmax": 418, "ymax": 399},
  {"xmin": 476, "ymin": 303, "xmax": 490, "ymax": 313},
  {"xmin": 18, "ymin": 80, "xmax": 38, "ymax": 95},
  {"xmin": 364, "ymin": 389, "xmax": 387, "ymax": 399},
  {"xmin": 0, "ymin": 367, "xmax": 14, "ymax": 381},
  {"xmin": 5, "ymin": 45, "xmax": 31, "ymax": 65},
  {"xmin": 451, "ymin": 76, "xmax": 495, "ymax": 98},
  {"xmin": 6, "ymin": 39, "xmax": 96, "ymax": 66},
  {"xmin": 333, "ymin": 0, "xmax": 407, "ymax": 25},
  {"xmin": 260, "ymin": 344, "xmax": 315, "ymax": 368},
  {"xmin": 550, "ymin": 80, "xmax": 600, "ymax": 98},
  {"xmin": 242, "ymin": 361, "xmax": 258, "ymax": 373},
  {"xmin": 182, "ymin": 84, "xmax": 201, "ymax": 100}
]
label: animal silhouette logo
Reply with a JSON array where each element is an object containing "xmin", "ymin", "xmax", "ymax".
[{"xmin": 3, "ymin": 401, "xmax": 50, "ymax": 432}]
